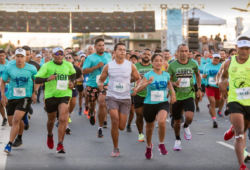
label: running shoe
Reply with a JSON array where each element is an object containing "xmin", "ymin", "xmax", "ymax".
[
  {"xmin": 97, "ymin": 128, "xmax": 104, "ymax": 138},
  {"xmin": 89, "ymin": 110, "xmax": 96, "ymax": 125},
  {"xmin": 196, "ymin": 107, "xmax": 200, "ymax": 112},
  {"xmin": 84, "ymin": 107, "xmax": 89, "ymax": 115},
  {"xmin": 174, "ymin": 140, "xmax": 181, "ymax": 151},
  {"xmin": 1, "ymin": 118, "xmax": 7, "ymax": 126},
  {"xmin": 240, "ymin": 163, "xmax": 249, "ymax": 170},
  {"xmin": 224, "ymin": 109, "xmax": 230, "ymax": 116},
  {"xmin": 181, "ymin": 116, "xmax": 184, "ymax": 123},
  {"xmin": 207, "ymin": 104, "xmax": 210, "ymax": 109},
  {"xmin": 78, "ymin": 108, "xmax": 82, "ymax": 116},
  {"xmin": 87, "ymin": 113, "xmax": 90, "ymax": 119},
  {"xmin": 183, "ymin": 125, "xmax": 192, "ymax": 140},
  {"xmin": 145, "ymin": 143, "xmax": 153, "ymax": 159},
  {"xmin": 158, "ymin": 144, "xmax": 168, "ymax": 155},
  {"xmin": 23, "ymin": 113, "xmax": 29, "ymax": 126},
  {"xmin": 138, "ymin": 133, "xmax": 145, "ymax": 142},
  {"xmin": 244, "ymin": 149, "xmax": 250, "ymax": 163},
  {"xmin": 110, "ymin": 148, "xmax": 120, "ymax": 157},
  {"xmin": 4, "ymin": 144, "xmax": 11, "ymax": 154},
  {"xmin": 68, "ymin": 117, "xmax": 72, "ymax": 123},
  {"xmin": 127, "ymin": 124, "xmax": 132, "ymax": 132},
  {"xmin": 213, "ymin": 121, "xmax": 218, "ymax": 128},
  {"xmin": 103, "ymin": 121, "xmax": 108, "ymax": 128},
  {"xmin": 47, "ymin": 135, "xmax": 54, "ymax": 149},
  {"xmin": 224, "ymin": 125, "xmax": 234, "ymax": 141},
  {"xmin": 66, "ymin": 127, "xmax": 71, "ymax": 134},
  {"xmin": 12, "ymin": 138, "xmax": 23, "ymax": 147},
  {"xmin": 56, "ymin": 143, "xmax": 65, "ymax": 154},
  {"xmin": 29, "ymin": 106, "xmax": 33, "ymax": 115},
  {"xmin": 217, "ymin": 110, "xmax": 224, "ymax": 117}
]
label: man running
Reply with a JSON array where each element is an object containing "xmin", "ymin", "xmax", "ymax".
[
  {"xmin": 133, "ymin": 49, "xmax": 153, "ymax": 142},
  {"xmin": 168, "ymin": 44, "xmax": 202, "ymax": 151},
  {"xmin": 35, "ymin": 47, "xmax": 76, "ymax": 153},
  {"xmin": 0, "ymin": 50, "xmax": 8, "ymax": 126},
  {"xmin": 203, "ymin": 53, "xmax": 222, "ymax": 127},
  {"xmin": 82, "ymin": 38, "xmax": 112, "ymax": 137},
  {"xmin": 219, "ymin": 36, "xmax": 250, "ymax": 170},
  {"xmin": 98, "ymin": 43, "xmax": 140, "ymax": 156},
  {"xmin": 163, "ymin": 49, "xmax": 172, "ymax": 63},
  {"xmin": 3, "ymin": 48, "xmax": 38, "ymax": 154}
]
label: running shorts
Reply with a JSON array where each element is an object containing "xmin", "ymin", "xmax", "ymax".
[
  {"xmin": 72, "ymin": 89, "xmax": 78, "ymax": 98},
  {"xmin": 105, "ymin": 96, "xmax": 131, "ymax": 115},
  {"xmin": 134, "ymin": 95, "xmax": 145, "ymax": 109},
  {"xmin": 143, "ymin": 101, "xmax": 169, "ymax": 123},
  {"xmin": 206, "ymin": 86, "xmax": 221, "ymax": 100},
  {"xmin": 86, "ymin": 85, "xmax": 108, "ymax": 103},
  {"xmin": 227, "ymin": 102, "xmax": 250, "ymax": 121},
  {"xmin": 45, "ymin": 97, "xmax": 70, "ymax": 113},
  {"xmin": 172, "ymin": 97, "xmax": 195, "ymax": 120},
  {"xmin": 77, "ymin": 84, "xmax": 83, "ymax": 92},
  {"xmin": 6, "ymin": 97, "xmax": 32, "ymax": 116}
]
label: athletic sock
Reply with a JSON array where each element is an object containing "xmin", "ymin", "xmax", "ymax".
[
  {"xmin": 17, "ymin": 135, "xmax": 22, "ymax": 140},
  {"xmin": 98, "ymin": 127, "xmax": 103, "ymax": 130},
  {"xmin": 8, "ymin": 141, "xmax": 12, "ymax": 146},
  {"xmin": 212, "ymin": 117, "xmax": 216, "ymax": 122},
  {"xmin": 86, "ymin": 107, "xmax": 89, "ymax": 111},
  {"xmin": 183, "ymin": 123, "xmax": 188, "ymax": 128}
]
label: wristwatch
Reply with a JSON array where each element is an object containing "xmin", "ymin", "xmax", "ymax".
[{"xmin": 198, "ymin": 88, "xmax": 202, "ymax": 91}]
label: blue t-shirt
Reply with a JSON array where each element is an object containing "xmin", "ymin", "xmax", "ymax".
[
  {"xmin": 82, "ymin": 53, "xmax": 112, "ymax": 88},
  {"xmin": 2, "ymin": 62, "xmax": 37, "ymax": 100},
  {"xmin": 203, "ymin": 63, "xmax": 222, "ymax": 88},
  {"xmin": 0, "ymin": 62, "xmax": 8, "ymax": 78},
  {"xmin": 198, "ymin": 63, "xmax": 206, "ymax": 85},
  {"xmin": 144, "ymin": 70, "xmax": 170, "ymax": 104},
  {"xmin": 191, "ymin": 59, "xmax": 199, "ymax": 85}
]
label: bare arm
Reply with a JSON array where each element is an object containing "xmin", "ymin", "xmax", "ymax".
[
  {"xmin": 219, "ymin": 60, "xmax": 230, "ymax": 98},
  {"xmin": 98, "ymin": 64, "xmax": 109, "ymax": 91},
  {"xmin": 134, "ymin": 77, "xmax": 150, "ymax": 93},
  {"xmin": 82, "ymin": 62, "xmax": 103, "ymax": 75},
  {"xmin": 131, "ymin": 64, "xmax": 141, "ymax": 86},
  {"xmin": 77, "ymin": 75, "xmax": 84, "ymax": 82}
]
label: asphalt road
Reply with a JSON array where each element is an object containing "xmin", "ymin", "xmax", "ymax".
[{"xmin": 0, "ymin": 95, "xmax": 249, "ymax": 170}]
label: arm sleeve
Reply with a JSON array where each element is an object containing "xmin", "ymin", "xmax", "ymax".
[
  {"xmin": 35, "ymin": 77, "xmax": 48, "ymax": 84},
  {"xmin": 2, "ymin": 67, "xmax": 9, "ymax": 82},
  {"xmin": 32, "ymin": 67, "xmax": 38, "ymax": 80},
  {"xmin": 82, "ymin": 57, "xmax": 91, "ymax": 70},
  {"xmin": 68, "ymin": 73, "xmax": 76, "ymax": 82}
]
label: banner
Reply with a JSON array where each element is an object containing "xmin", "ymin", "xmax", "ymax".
[{"xmin": 167, "ymin": 9, "xmax": 183, "ymax": 55}]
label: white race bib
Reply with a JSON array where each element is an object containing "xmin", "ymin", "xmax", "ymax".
[
  {"xmin": 236, "ymin": 87, "xmax": 250, "ymax": 100},
  {"xmin": 209, "ymin": 77, "xmax": 216, "ymax": 85},
  {"xmin": 130, "ymin": 82, "xmax": 135, "ymax": 90},
  {"xmin": 113, "ymin": 82, "xmax": 127, "ymax": 93},
  {"xmin": 151, "ymin": 91, "xmax": 164, "ymax": 102},
  {"xmin": 86, "ymin": 77, "xmax": 89, "ymax": 82},
  {"xmin": 178, "ymin": 78, "xmax": 190, "ymax": 88},
  {"xmin": 96, "ymin": 75, "xmax": 100, "ymax": 84},
  {"xmin": 200, "ymin": 74, "xmax": 203, "ymax": 79},
  {"xmin": 57, "ymin": 80, "xmax": 68, "ymax": 90},
  {"xmin": 13, "ymin": 88, "xmax": 26, "ymax": 97}
]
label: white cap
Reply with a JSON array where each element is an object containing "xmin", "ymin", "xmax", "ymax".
[
  {"xmin": 52, "ymin": 47, "xmax": 64, "ymax": 54},
  {"xmin": 80, "ymin": 53, "xmax": 86, "ymax": 58},
  {"xmin": 212, "ymin": 53, "xmax": 221, "ymax": 58},
  {"xmin": 15, "ymin": 48, "xmax": 26, "ymax": 56},
  {"xmin": 36, "ymin": 54, "xmax": 42, "ymax": 58},
  {"xmin": 237, "ymin": 40, "xmax": 250, "ymax": 48}
]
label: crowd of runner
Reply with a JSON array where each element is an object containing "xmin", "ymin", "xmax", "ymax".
[{"xmin": 0, "ymin": 36, "xmax": 250, "ymax": 170}]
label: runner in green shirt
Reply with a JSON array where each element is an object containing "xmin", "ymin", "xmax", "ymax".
[
  {"xmin": 167, "ymin": 44, "xmax": 202, "ymax": 151},
  {"xmin": 133, "ymin": 48, "xmax": 153, "ymax": 142},
  {"xmin": 35, "ymin": 47, "xmax": 76, "ymax": 154}
]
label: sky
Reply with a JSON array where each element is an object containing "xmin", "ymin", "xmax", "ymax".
[{"xmin": 0, "ymin": 0, "xmax": 250, "ymax": 48}]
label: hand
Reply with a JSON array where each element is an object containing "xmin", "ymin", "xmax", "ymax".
[
  {"xmin": 47, "ymin": 75, "xmax": 57, "ymax": 81},
  {"xmin": 174, "ymin": 79, "xmax": 182, "ymax": 87},
  {"xmin": 148, "ymin": 76, "xmax": 154, "ymax": 84},
  {"xmin": 31, "ymin": 93, "xmax": 37, "ymax": 104},
  {"xmin": 170, "ymin": 93, "xmax": 177, "ymax": 104},
  {"xmin": 131, "ymin": 88, "xmax": 137, "ymax": 96},
  {"xmin": 98, "ymin": 82, "xmax": 104, "ymax": 91},
  {"xmin": 68, "ymin": 81, "xmax": 74, "ymax": 90},
  {"xmin": 96, "ymin": 62, "xmax": 104, "ymax": 68},
  {"xmin": 197, "ymin": 90, "xmax": 203, "ymax": 102},
  {"xmin": 140, "ymin": 74, "xmax": 144, "ymax": 78},
  {"xmin": 1, "ymin": 95, "xmax": 8, "ymax": 107},
  {"xmin": 219, "ymin": 82, "xmax": 228, "ymax": 99}
]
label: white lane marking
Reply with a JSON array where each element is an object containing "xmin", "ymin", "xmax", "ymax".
[
  {"xmin": 0, "ymin": 113, "xmax": 11, "ymax": 170},
  {"xmin": 216, "ymin": 141, "xmax": 250, "ymax": 155}
]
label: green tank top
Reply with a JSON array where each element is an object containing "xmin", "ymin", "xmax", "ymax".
[
  {"xmin": 228, "ymin": 56, "xmax": 250, "ymax": 106},
  {"xmin": 134, "ymin": 62, "xmax": 153, "ymax": 97}
]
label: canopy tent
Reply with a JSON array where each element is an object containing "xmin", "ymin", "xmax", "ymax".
[
  {"xmin": 224, "ymin": 28, "xmax": 250, "ymax": 48},
  {"xmin": 188, "ymin": 8, "xmax": 226, "ymax": 25}
]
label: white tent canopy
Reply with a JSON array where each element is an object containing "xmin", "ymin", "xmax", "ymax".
[
  {"xmin": 224, "ymin": 28, "xmax": 250, "ymax": 48},
  {"xmin": 188, "ymin": 8, "xmax": 226, "ymax": 25}
]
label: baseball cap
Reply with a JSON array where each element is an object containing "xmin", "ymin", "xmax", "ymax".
[
  {"xmin": 237, "ymin": 40, "xmax": 250, "ymax": 48},
  {"xmin": 212, "ymin": 53, "xmax": 221, "ymax": 58},
  {"xmin": 52, "ymin": 47, "xmax": 64, "ymax": 54},
  {"xmin": 36, "ymin": 54, "xmax": 42, "ymax": 58},
  {"xmin": 15, "ymin": 48, "xmax": 26, "ymax": 56},
  {"xmin": 80, "ymin": 53, "xmax": 86, "ymax": 58}
]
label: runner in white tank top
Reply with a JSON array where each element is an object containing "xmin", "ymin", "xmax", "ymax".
[{"xmin": 98, "ymin": 43, "xmax": 141, "ymax": 157}]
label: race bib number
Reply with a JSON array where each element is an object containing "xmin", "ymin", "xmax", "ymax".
[
  {"xmin": 178, "ymin": 78, "xmax": 190, "ymax": 88},
  {"xmin": 13, "ymin": 88, "xmax": 26, "ymax": 97},
  {"xmin": 86, "ymin": 77, "xmax": 89, "ymax": 82},
  {"xmin": 209, "ymin": 77, "xmax": 216, "ymax": 85},
  {"xmin": 236, "ymin": 87, "xmax": 250, "ymax": 100},
  {"xmin": 113, "ymin": 82, "xmax": 126, "ymax": 93},
  {"xmin": 151, "ymin": 91, "xmax": 164, "ymax": 102},
  {"xmin": 57, "ymin": 80, "xmax": 68, "ymax": 90}
]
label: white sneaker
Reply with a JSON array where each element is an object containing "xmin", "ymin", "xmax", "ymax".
[
  {"xmin": 183, "ymin": 125, "xmax": 192, "ymax": 140},
  {"xmin": 174, "ymin": 140, "xmax": 181, "ymax": 151}
]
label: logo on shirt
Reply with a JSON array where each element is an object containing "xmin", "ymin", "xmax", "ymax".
[
  {"xmin": 231, "ymin": 67, "xmax": 238, "ymax": 72},
  {"xmin": 176, "ymin": 67, "xmax": 193, "ymax": 78},
  {"xmin": 149, "ymin": 81, "xmax": 167, "ymax": 90},
  {"xmin": 14, "ymin": 77, "xmax": 29, "ymax": 87},
  {"xmin": 0, "ymin": 71, "xmax": 3, "ymax": 76},
  {"xmin": 54, "ymin": 73, "xmax": 68, "ymax": 81}
]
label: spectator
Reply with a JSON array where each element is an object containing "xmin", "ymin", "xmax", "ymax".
[
  {"xmin": 223, "ymin": 35, "xmax": 227, "ymax": 42},
  {"xmin": 208, "ymin": 35, "xmax": 215, "ymax": 52}
]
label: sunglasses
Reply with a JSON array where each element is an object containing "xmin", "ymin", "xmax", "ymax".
[
  {"xmin": 65, "ymin": 57, "xmax": 72, "ymax": 59},
  {"xmin": 54, "ymin": 52, "xmax": 64, "ymax": 56}
]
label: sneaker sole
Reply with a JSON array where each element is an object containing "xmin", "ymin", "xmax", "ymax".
[
  {"xmin": 56, "ymin": 150, "xmax": 65, "ymax": 154},
  {"xmin": 4, "ymin": 150, "xmax": 10, "ymax": 154},
  {"xmin": 97, "ymin": 134, "xmax": 104, "ymax": 138},
  {"xmin": 145, "ymin": 153, "xmax": 153, "ymax": 159},
  {"xmin": 158, "ymin": 148, "xmax": 168, "ymax": 155},
  {"xmin": 90, "ymin": 117, "xmax": 95, "ymax": 125},
  {"xmin": 12, "ymin": 144, "xmax": 23, "ymax": 148},
  {"xmin": 139, "ymin": 140, "xmax": 145, "ymax": 142},
  {"xmin": 224, "ymin": 132, "xmax": 234, "ymax": 141},
  {"xmin": 103, "ymin": 126, "xmax": 108, "ymax": 128},
  {"xmin": 174, "ymin": 148, "xmax": 181, "ymax": 151},
  {"xmin": 110, "ymin": 153, "xmax": 120, "ymax": 157}
]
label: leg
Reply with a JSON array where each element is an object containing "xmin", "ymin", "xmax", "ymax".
[
  {"xmin": 37, "ymin": 86, "xmax": 41, "ymax": 102},
  {"xmin": 109, "ymin": 109, "xmax": 119, "ymax": 149},
  {"xmin": 7, "ymin": 116, "xmax": 13, "ymax": 126},
  {"xmin": 184, "ymin": 111, "xmax": 194, "ymax": 126},
  {"xmin": 78, "ymin": 91, "xmax": 83, "ymax": 109},
  {"xmin": 0, "ymin": 102, "xmax": 6, "ymax": 119},
  {"xmin": 97, "ymin": 94, "xmax": 107, "ymax": 127},
  {"xmin": 69, "ymin": 97, "xmax": 77, "ymax": 113},
  {"xmin": 135, "ymin": 107, "xmax": 144, "ymax": 134},
  {"xmin": 174, "ymin": 119, "xmax": 182, "ymax": 137},
  {"xmin": 128, "ymin": 104, "xmax": 134, "ymax": 125},
  {"xmin": 208, "ymin": 96, "xmax": 216, "ymax": 118},
  {"xmin": 145, "ymin": 122, "xmax": 154, "ymax": 147},
  {"xmin": 9, "ymin": 111, "xmax": 26, "ymax": 143},
  {"xmin": 158, "ymin": 110, "xmax": 168, "ymax": 143},
  {"xmin": 47, "ymin": 112, "xmax": 57, "ymax": 135},
  {"xmin": 58, "ymin": 103, "xmax": 69, "ymax": 143}
]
